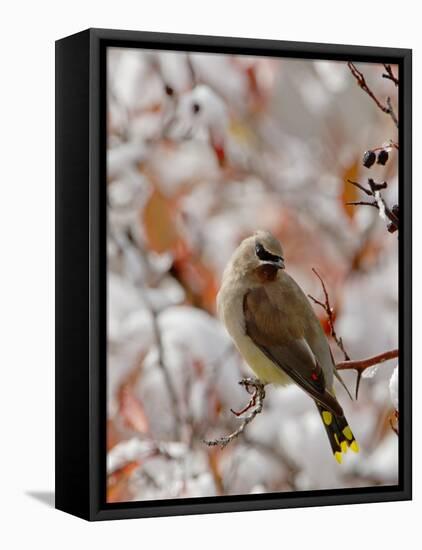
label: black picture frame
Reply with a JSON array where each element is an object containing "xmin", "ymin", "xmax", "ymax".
[{"xmin": 55, "ymin": 28, "xmax": 412, "ymax": 521}]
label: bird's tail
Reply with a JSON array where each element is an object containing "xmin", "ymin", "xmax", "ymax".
[{"xmin": 315, "ymin": 402, "xmax": 359, "ymax": 463}]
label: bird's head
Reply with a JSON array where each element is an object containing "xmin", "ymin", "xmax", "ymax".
[{"xmin": 229, "ymin": 230, "xmax": 285, "ymax": 282}]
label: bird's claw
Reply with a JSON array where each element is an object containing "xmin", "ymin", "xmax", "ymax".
[{"xmin": 231, "ymin": 378, "xmax": 264, "ymax": 416}]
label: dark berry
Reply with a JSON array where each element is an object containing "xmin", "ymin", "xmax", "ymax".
[
  {"xmin": 363, "ymin": 150, "xmax": 376, "ymax": 168},
  {"xmin": 164, "ymin": 85, "xmax": 174, "ymax": 96},
  {"xmin": 387, "ymin": 222, "xmax": 398, "ymax": 233},
  {"xmin": 377, "ymin": 149, "xmax": 389, "ymax": 165},
  {"xmin": 192, "ymin": 102, "xmax": 201, "ymax": 114}
]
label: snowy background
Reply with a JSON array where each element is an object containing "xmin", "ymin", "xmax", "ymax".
[{"xmin": 106, "ymin": 47, "xmax": 399, "ymax": 503}]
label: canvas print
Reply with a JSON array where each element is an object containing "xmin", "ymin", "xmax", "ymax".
[{"xmin": 106, "ymin": 47, "xmax": 399, "ymax": 503}]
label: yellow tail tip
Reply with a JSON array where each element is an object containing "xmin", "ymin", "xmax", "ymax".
[
  {"xmin": 334, "ymin": 451, "xmax": 343, "ymax": 464},
  {"xmin": 343, "ymin": 426, "xmax": 353, "ymax": 441},
  {"xmin": 341, "ymin": 441, "xmax": 348, "ymax": 453},
  {"xmin": 350, "ymin": 440, "xmax": 360, "ymax": 453}
]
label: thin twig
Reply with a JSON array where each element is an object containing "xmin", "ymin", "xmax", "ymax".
[
  {"xmin": 366, "ymin": 141, "xmax": 399, "ymax": 152},
  {"xmin": 150, "ymin": 309, "xmax": 182, "ymax": 439},
  {"xmin": 346, "ymin": 200, "xmax": 379, "ymax": 208},
  {"xmin": 308, "ymin": 269, "xmax": 399, "ymax": 399},
  {"xmin": 203, "ymin": 378, "xmax": 266, "ymax": 448},
  {"xmin": 382, "ymin": 64, "xmax": 399, "ymax": 87},
  {"xmin": 347, "ymin": 179, "xmax": 374, "ymax": 196},
  {"xmin": 386, "ymin": 97, "xmax": 398, "ymax": 127},
  {"xmin": 347, "ymin": 62, "xmax": 398, "ymax": 128},
  {"xmin": 308, "ymin": 268, "xmax": 350, "ymax": 361}
]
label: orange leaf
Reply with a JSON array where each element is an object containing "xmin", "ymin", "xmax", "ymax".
[
  {"xmin": 115, "ymin": 352, "xmax": 148, "ymax": 435},
  {"xmin": 107, "ymin": 419, "xmax": 124, "ymax": 451},
  {"xmin": 173, "ymin": 253, "xmax": 218, "ymax": 314},
  {"xmin": 143, "ymin": 187, "xmax": 179, "ymax": 253},
  {"xmin": 207, "ymin": 447, "xmax": 224, "ymax": 495},
  {"xmin": 350, "ymin": 237, "xmax": 384, "ymax": 272},
  {"xmin": 118, "ymin": 384, "xmax": 149, "ymax": 435},
  {"xmin": 107, "ymin": 461, "xmax": 139, "ymax": 503},
  {"xmin": 340, "ymin": 160, "xmax": 360, "ymax": 221}
]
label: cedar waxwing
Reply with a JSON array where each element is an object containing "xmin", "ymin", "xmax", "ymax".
[{"xmin": 217, "ymin": 230, "xmax": 359, "ymax": 463}]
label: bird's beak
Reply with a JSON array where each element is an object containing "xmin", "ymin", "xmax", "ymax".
[{"xmin": 268, "ymin": 257, "xmax": 285, "ymax": 270}]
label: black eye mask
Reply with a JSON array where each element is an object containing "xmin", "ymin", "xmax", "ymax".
[{"xmin": 255, "ymin": 243, "xmax": 284, "ymax": 263}]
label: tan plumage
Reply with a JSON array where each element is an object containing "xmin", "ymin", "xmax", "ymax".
[{"xmin": 217, "ymin": 230, "xmax": 359, "ymax": 462}]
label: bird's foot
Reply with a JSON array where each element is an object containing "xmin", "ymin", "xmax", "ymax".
[
  {"xmin": 204, "ymin": 378, "xmax": 266, "ymax": 448},
  {"xmin": 230, "ymin": 378, "xmax": 265, "ymax": 416}
]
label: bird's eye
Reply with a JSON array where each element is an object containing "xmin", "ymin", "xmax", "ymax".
[{"xmin": 255, "ymin": 243, "xmax": 264, "ymax": 256}]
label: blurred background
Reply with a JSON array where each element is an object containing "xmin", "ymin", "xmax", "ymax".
[{"xmin": 106, "ymin": 47, "xmax": 399, "ymax": 503}]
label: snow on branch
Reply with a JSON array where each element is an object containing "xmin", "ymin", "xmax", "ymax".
[{"xmin": 347, "ymin": 178, "xmax": 399, "ymax": 233}]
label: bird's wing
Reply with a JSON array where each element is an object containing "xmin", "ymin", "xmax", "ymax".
[{"xmin": 243, "ymin": 287, "xmax": 343, "ymax": 416}]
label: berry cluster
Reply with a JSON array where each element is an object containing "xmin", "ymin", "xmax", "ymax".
[{"xmin": 362, "ymin": 149, "xmax": 389, "ymax": 168}]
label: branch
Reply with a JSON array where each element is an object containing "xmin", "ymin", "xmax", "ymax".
[
  {"xmin": 308, "ymin": 268, "xmax": 399, "ymax": 399},
  {"xmin": 308, "ymin": 268, "xmax": 350, "ymax": 361},
  {"xmin": 347, "ymin": 62, "xmax": 398, "ymax": 128},
  {"xmin": 367, "ymin": 140, "xmax": 399, "ymax": 153},
  {"xmin": 336, "ymin": 348, "xmax": 399, "ymax": 372},
  {"xmin": 203, "ymin": 378, "xmax": 266, "ymax": 448},
  {"xmin": 337, "ymin": 348, "xmax": 398, "ymax": 400},
  {"xmin": 150, "ymin": 308, "xmax": 182, "ymax": 439},
  {"xmin": 386, "ymin": 97, "xmax": 398, "ymax": 127},
  {"xmin": 382, "ymin": 64, "xmax": 399, "ymax": 87},
  {"xmin": 346, "ymin": 200, "xmax": 379, "ymax": 208},
  {"xmin": 347, "ymin": 178, "xmax": 399, "ymax": 233}
]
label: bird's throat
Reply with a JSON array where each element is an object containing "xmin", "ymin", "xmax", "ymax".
[{"xmin": 254, "ymin": 263, "xmax": 279, "ymax": 283}]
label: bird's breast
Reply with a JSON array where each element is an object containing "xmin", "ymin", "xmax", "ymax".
[{"xmin": 217, "ymin": 283, "xmax": 291, "ymax": 386}]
